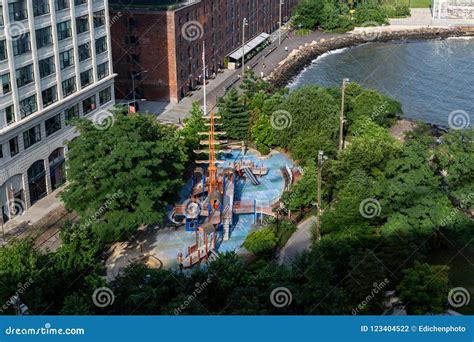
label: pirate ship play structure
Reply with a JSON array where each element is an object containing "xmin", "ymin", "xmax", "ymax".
[{"xmin": 172, "ymin": 111, "xmax": 277, "ymax": 269}]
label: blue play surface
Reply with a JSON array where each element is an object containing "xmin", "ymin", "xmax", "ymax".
[{"xmin": 152, "ymin": 150, "xmax": 293, "ymax": 269}]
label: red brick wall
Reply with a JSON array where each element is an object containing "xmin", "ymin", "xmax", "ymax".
[{"xmin": 110, "ymin": 0, "xmax": 298, "ymax": 103}]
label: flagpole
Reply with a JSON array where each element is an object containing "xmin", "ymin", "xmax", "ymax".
[{"xmin": 202, "ymin": 41, "xmax": 207, "ymax": 116}]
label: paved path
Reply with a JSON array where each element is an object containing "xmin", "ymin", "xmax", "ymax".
[
  {"xmin": 278, "ymin": 216, "xmax": 318, "ymax": 265},
  {"xmin": 156, "ymin": 29, "xmax": 341, "ymax": 124},
  {"xmin": 389, "ymin": 8, "xmax": 474, "ymax": 26}
]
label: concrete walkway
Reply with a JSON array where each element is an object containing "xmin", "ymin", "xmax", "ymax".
[
  {"xmin": 389, "ymin": 8, "xmax": 474, "ymax": 26},
  {"xmin": 155, "ymin": 29, "xmax": 341, "ymax": 124},
  {"xmin": 278, "ymin": 216, "xmax": 317, "ymax": 265},
  {"xmin": 1, "ymin": 189, "xmax": 64, "ymax": 243}
]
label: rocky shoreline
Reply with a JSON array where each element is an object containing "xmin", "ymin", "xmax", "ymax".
[{"xmin": 267, "ymin": 27, "xmax": 472, "ymax": 88}]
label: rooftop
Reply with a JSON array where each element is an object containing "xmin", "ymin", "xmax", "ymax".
[{"xmin": 109, "ymin": 0, "xmax": 200, "ymax": 11}]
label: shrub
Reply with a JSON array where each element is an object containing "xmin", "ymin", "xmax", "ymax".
[{"xmin": 244, "ymin": 227, "xmax": 278, "ymax": 257}]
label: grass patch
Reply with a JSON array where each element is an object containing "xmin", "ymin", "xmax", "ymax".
[
  {"xmin": 294, "ymin": 28, "xmax": 312, "ymax": 36},
  {"xmin": 382, "ymin": 0, "xmax": 431, "ymax": 8},
  {"xmin": 427, "ymin": 247, "xmax": 474, "ymax": 314}
]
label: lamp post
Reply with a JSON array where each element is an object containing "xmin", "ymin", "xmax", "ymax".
[
  {"xmin": 130, "ymin": 70, "xmax": 148, "ymax": 113},
  {"xmin": 315, "ymin": 150, "xmax": 327, "ymax": 241},
  {"xmin": 339, "ymin": 78, "xmax": 349, "ymax": 151},
  {"xmin": 279, "ymin": 0, "xmax": 284, "ymax": 45},
  {"xmin": 241, "ymin": 18, "xmax": 248, "ymax": 76}
]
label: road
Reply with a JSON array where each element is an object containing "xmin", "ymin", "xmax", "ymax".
[
  {"xmin": 156, "ymin": 29, "xmax": 341, "ymax": 123},
  {"xmin": 278, "ymin": 216, "xmax": 318, "ymax": 265}
]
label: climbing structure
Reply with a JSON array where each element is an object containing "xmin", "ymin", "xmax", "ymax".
[{"xmin": 174, "ymin": 112, "xmax": 276, "ymax": 269}]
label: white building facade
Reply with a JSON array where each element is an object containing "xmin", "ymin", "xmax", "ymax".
[
  {"xmin": 0, "ymin": 0, "xmax": 116, "ymax": 222},
  {"xmin": 432, "ymin": 0, "xmax": 474, "ymax": 19}
]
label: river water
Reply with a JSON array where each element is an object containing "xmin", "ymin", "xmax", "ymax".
[{"xmin": 289, "ymin": 38, "xmax": 474, "ymax": 128}]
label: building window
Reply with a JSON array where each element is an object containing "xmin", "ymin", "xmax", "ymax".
[
  {"xmin": 33, "ymin": 0, "xmax": 50, "ymax": 17},
  {"xmin": 93, "ymin": 10, "xmax": 106, "ymax": 28},
  {"xmin": 82, "ymin": 95, "xmax": 96, "ymax": 114},
  {"xmin": 99, "ymin": 87, "xmax": 111, "ymax": 105},
  {"xmin": 4, "ymin": 105, "xmax": 15, "ymax": 126},
  {"xmin": 9, "ymin": 2, "xmax": 28, "ymax": 22},
  {"xmin": 62, "ymin": 76, "xmax": 76, "ymax": 97},
  {"xmin": 0, "ymin": 73, "xmax": 11, "ymax": 95},
  {"xmin": 0, "ymin": 40, "xmax": 6, "ymax": 61},
  {"xmin": 42, "ymin": 85, "xmax": 58, "ymax": 107},
  {"xmin": 36, "ymin": 26, "xmax": 53, "ymax": 49},
  {"xmin": 16, "ymin": 64, "xmax": 34, "ymax": 88},
  {"xmin": 12, "ymin": 33, "xmax": 31, "ymax": 56},
  {"xmin": 76, "ymin": 15, "xmax": 89, "ymax": 34},
  {"xmin": 39, "ymin": 56, "xmax": 55, "ymax": 78},
  {"xmin": 45, "ymin": 114, "xmax": 62, "ymax": 136},
  {"xmin": 65, "ymin": 104, "xmax": 79, "ymax": 122},
  {"xmin": 97, "ymin": 62, "xmax": 109, "ymax": 80},
  {"xmin": 78, "ymin": 43, "xmax": 91, "ymax": 61},
  {"xmin": 80, "ymin": 69, "xmax": 93, "ymax": 88},
  {"xmin": 95, "ymin": 37, "xmax": 107, "ymax": 55},
  {"xmin": 23, "ymin": 125, "xmax": 42, "ymax": 149},
  {"xmin": 55, "ymin": 0, "xmax": 70, "ymax": 11},
  {"xmin": 57, "ymin": 20, "xmax": 72, "ymax": 40},
  {"xmin": 9, "ymin": 137, "xmax": 19, "ymax": 157},
  {"xmin": 19, "ymin": 95, "xmax": 38, "ymax": 118},
  {"xmin": 74, "ymin": 0, "xmax": 87, "ymax": 5},
  {"xmin": 59, "ymin": 49, "xmax": 74, "ymax": 69}
]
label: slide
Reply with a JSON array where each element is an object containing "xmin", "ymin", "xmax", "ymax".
[{"xmin": 243, "ymin": 167, "xmax": 260, "ymax": 186}]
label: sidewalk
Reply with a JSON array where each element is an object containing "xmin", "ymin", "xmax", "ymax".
[
  {"xmin": 390, "ymin": 8, "xmax": 474, "ymax": 26},
  {"xmin": 1, "ymin": 189, "xmax": 64, "ymax": 243},
  {"xmin": 278, "ymin": 216, "xmax": 318, "ymax": 265},
  {"xmin": 155, "ymin": 29, "xmax": 342, "ymax": 124}
]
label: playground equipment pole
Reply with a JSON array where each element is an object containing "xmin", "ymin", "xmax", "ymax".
[
  {"xmin": 316, "ymin": 151, "xmax": 324, "ymax": 241},
  {"xmin": 339, "ymin": 78, "xmax": 349, "ymax": 151}
]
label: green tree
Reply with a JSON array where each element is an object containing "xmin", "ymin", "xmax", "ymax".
[
  {"xmin": 332, "ymin": 120, "xmax": 401, "ymax": 184},
  {"xmin": 61, "ymin": 111, "xmax": 188, "ymax": 242},
  {"xmin": 397, "ymin": 262, "xmax": 449, "ymax": 315},
  {"xmin": 243, "ymin": 227, "xmax": 278, "ymax": 257},
  {"xmin": 292, "ymin": 0, "xmax": 326, "ymax": 29},
  {"xmin": 181, "ymin": 102, "xmax": 207, "ymax": 153},
  {"xmin": 219, "ymin": 88, "xmax": 250, "ymax": 140},
  {"xmin": 282, "ymin": 161, "xmax": 319, "ymax": 211}
]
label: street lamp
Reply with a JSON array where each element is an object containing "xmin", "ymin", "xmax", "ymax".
[
  {"xmin": 315, "ymin": 150, "xmax": 327, "ymax": 241},
  {"xmin": 241, "ymin": 18, "xmax": 248, "ymax": 76},
  {"xmin": 339, "ymin": 78, "xmax": 350, "ymax": 151},
  {"xmin": 130, "ymin": 70, "xmax": 148, "ymax": 113},
  {"xmin": 279, "ymin": 0, "xmax": 285, "ymax": 45}
]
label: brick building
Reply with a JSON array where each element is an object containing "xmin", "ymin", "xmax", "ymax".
[{"xmin": 109, "ymin": 0, "xmax": 298, "ymax": 103}]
